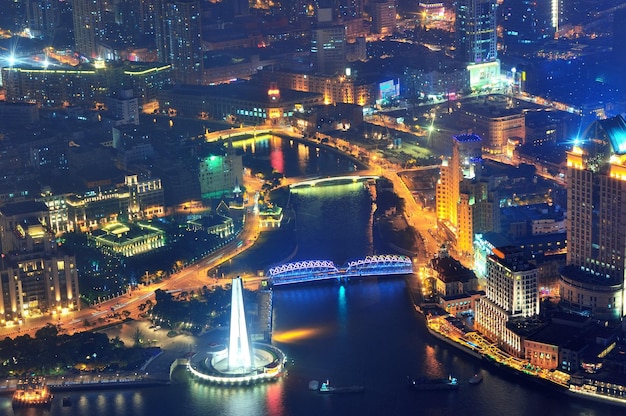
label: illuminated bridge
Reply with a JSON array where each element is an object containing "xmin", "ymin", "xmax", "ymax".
[
  {"xmin": 267, "ymin": 255, "xmax": 414, "ymax": 286},
  {"xmin": 289, "ymin": 175, "xmax": 379, "ymax": 189}
]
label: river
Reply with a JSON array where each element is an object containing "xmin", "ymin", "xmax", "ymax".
[{"xmin": 2, "ymin": 136, "xmax": 620, "ymax": 416}]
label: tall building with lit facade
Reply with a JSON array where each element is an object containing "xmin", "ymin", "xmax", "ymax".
[
  {"xmin": 72, "ymin": 0, "xmax": 105, "ymax": 58},
  {"xmin": 500, "ymin": 0, "xmax": 554, "ymax": 46},
  {"xmin": 311, "ymin": 5, "xmax": 347, "ymax": 75},
  {"xmin": 0, "ymin": 201, "xmax": 80, "ymax": 326},
  {"xmin": 475, "ymin": 246, "xmax": 538, "ymax": 355},
  {"xmin": 26, "ymin": 0, "xmax": 60, "ymax": 38},
  {"xmin": 559, "ymin": 116, "xmax": 626, "ymax": 321},
  {"xmin": 371, "ymin": 0, "xmax": 396, "ymax": 35},
  {"xmin": 199, "ymin": 150, "xmax": 244, "ymax": 200},
  {"xmin": 158, "ymin": 0, "xmax": 204, "ymax": 85},
  {"xmin": 456, "ymin": 0, "xmax": 500, "ymax": 91},
  {"xmin": 64, "ymin": 175, "xmax": 164, "ymax": 232},
  {"xmin": 436, "ymin": 134, "xmax": 483, "ymax": 255},
  {"xmin": 455, "ymin": 0, "xmax": 497, "ymax": 64},
  {"xmin": 259, "ymin": 70, "xmax": 372, "ymax": 106},
  {"xmin": 1, "ymin": 61, "xmax": 171, "ymax": 108}
]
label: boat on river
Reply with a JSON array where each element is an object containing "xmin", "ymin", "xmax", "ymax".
[
  {"xmin": 12, "ymin": 377, "xmax": 54, "ymax": 408},
  {"xmin": 469, "ymin": 373, "xmax": 483, "ymax": 385},
  {"xmin": 407, "ymin": 375, "xmax": 459, "ymax": 391},
  {"xmin": 318, "ymin": 380, "xmax": 365, "ymax": 394}
]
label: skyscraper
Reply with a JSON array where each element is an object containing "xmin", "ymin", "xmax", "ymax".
[
  {"xmin": 560, "ymin": 115, "xmax": 626, "ymax": 321},
  {"xmin": 311, "ymin": 5, "xmax": 347, "ymax": 75},
  {"xmin": 475, "ymin": 246, "xmax": 538, "ymax": 355},
  {"xmin": 26, "ymin": 0, "xmax": 60, "ymax": 39},
  {"xmin": 72, "ymin": 0, "xmax": 105, "ymax": 58},
  {"xmin": 371, "ymin": 0, "xmax": 396, "ymax": 35},
  {"xmin": 436, "ymin": 134, "xmax": 483, "ymax": 256},
  {"xmin": 455, "ymin": 0, "xmax": 497, "ymax": 64},
  {"xmin": 500, "ymin": 0, "xmax": 554, "ymax": 46},
  {"xmin": 0, "ymin": 201, "xmax": 80, "ymax": 326},
  {"xmin": 157, "ymin": 0, "xmax": 204, "ymax": 85}
]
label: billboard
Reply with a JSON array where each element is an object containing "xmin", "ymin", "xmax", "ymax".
[{"xmin": 467, "ymin": 60, "xmax": 501, "ymax": 90}]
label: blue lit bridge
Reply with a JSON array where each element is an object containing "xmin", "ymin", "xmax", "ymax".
[{"xmin": 267, "ymin": 254, "xmax": 414, "ymax": 286}]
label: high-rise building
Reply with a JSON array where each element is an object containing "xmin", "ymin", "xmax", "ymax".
[
  {"xmin": 105, "ymin": 89, "xmax": 140, "ymax": 126},
  {"xmin": 0, "ymin": 201, "xmax": 80, "ymax": 326},
  {"xmin": 500, "ymin": 0, "xmax": 554, "ymax": 46},
  {"xmin": 72, "ymin": 0, "xmax": 106, "ymax": 58},
  {"xmin": 198, "ymin": 150, "xmax": 244, "ymax": 200},
  {"xmin": 311, "ymin": 24, "xmax": 347, "ymax": 75},
  {"xmin": 436, "ymin": 134, "xmax": 484, "ymax": 255},
  {"xmin": 26, "ymin": 0, "xmax": 60, "ymax": 38},
  {"xmin": 560, "ymin": 115, "xmax": 626, "ymax": 321},
  {"xmin": 455, "ymin": 0, "xmax": 497, "ymax": 64},
  {"xmin": 371, "ymin": 0, "xmax": 396, "ymax": 35},
  {"xmin": 157, "ymin": 0, "xmax": 204, "ymax": 85},
  {"xmin": 614, "ymin": 8, "xmax": 626, "ymax": 67},
  {"xmin": 475, "ymin": 246, "xmax": 538, "ymax": 355}
]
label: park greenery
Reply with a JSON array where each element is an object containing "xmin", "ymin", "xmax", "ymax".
[
  {"xmin": 60, "ymin": 215, "xmax": 239, "ymax": 303},
  {"xmin": 149, "ymin": 286, "xmax": 258, "ymax": 335},
  {"xmin": 0, "ymin": 324, "xmax": 152, "ymax": 377}
]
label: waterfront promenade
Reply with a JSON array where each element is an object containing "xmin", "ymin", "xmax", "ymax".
[{"xmin": 405, "ymin": 273, "xmax": 626, "ymax": 408}]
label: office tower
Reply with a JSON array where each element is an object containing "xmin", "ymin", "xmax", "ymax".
[
  {"xmin": 436, "ymin": 134, "xmax": 483, "ymax": 255},
  {"xmin": 337, "ymin": 0, "xmax": 363, "ymax": 19},
  {"xmin": 0, "ymin": 201, "xmax": 80, "ymax": 326},
  {"xmin": 371, "ymin": 0, "xmax": 396, "ymax": 35},
  {"xmin": 455, "ymin": 0, "xmax": 497, "ymax": 64},
  {"xmin": 105, "ymin": 89, "xmax": 140, "ymax": 126},
  {"xmin": 475, "ymin": 246, "xmax": 538, "ymax": 354},
  {"xmin": 199, "ymin": 150, "xmax": 244, "ymax": 200},
  {"xmin": 158, "ymin": 0, "xmax": 203, "ymax": 85},
  {"xmin": 72, "ymin": 0, "xmax": 106, "ymax": 58},
  {"xmin": 26, "ymin": 0, "xmax": 60, "ymax": 38},
  {"xmin": 614, "ymin": 8, "xmax": 626, "ymax": 67},
  {"xmin": 500, "ymin": 0, "xmax": 553, "ymax": 46},
  {"xmin": 311, "ymin": 6, "xmax": 347, "ymax": 75},
  {"xmin": 560, "ymin": 116, "xmax": 626, "ymax": 321}
]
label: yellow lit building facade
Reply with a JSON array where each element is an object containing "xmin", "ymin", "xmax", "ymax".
[
  {"xmin": 0, "ymin": 201, "xmax": 80, "ymax": 326},
  {"xmin": 1, "ymin": 61, "xmax": 171, "ymax": 108},
  {"xmin": 475, "ymin": 246, "xmax": 538, "ymax": 356},
  {"xmin": 560, "ymin": 115, "xmax": 626, "ymax": 320}
]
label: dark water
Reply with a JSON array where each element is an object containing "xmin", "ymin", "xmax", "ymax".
[{"xmin": 1, "ymin": 137, "xmax": 620, "ymax": 416}]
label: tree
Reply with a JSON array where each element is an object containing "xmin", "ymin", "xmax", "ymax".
[
  {"xmin": 131, "ymin": 328, "xmax": 144, "ymax": 348},
  {"xmin": 35, "ymin": 323, "xmax": 59, "ymax": 340}
]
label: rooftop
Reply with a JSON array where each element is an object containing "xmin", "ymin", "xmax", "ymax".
[{"xmin": 0, "ymin": 200, "xmax": 49, "ymax": 217}]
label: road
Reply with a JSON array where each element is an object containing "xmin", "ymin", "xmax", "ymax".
[
  {"xmin": 2, "ymin": 125, "xmax": 439, "ymax": 339},
  {"xmin": 0, "ymin": 178, "xmax": 266, "ymax": 339}
]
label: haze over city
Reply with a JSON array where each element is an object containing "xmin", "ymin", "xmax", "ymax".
[{"xmin": 0, "ymin": 0, "xmax": 626, "ymax": 415}]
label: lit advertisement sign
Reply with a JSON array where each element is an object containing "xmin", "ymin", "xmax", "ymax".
[
  {"xmin": 378, "ymin": 79, "xmax": 400, "ymax": 101},
  {"xmin": 467, "ymin": 60, "xmax": 501, "ymax": 89}
]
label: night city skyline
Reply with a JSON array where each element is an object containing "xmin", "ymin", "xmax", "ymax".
[{"xmin": 0, "ymin": 0, "xmax": 626, "ymax": 414}]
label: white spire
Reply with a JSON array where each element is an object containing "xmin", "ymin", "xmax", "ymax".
[{"xmin": 228, "ymin": 276, "xmax": 253, "ymax": 371}]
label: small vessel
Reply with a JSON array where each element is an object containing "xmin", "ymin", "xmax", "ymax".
[
  {"xmin": 407, "ymin": 375, "xmax": 459, "ymax": 391},
  {"xmin": 318, "ymin": 380, "xmax": 365, "ymax": 394},
  {"xmin": 469, "ymin": 373, "xmax": 483, "ymax": 385},
  {"xmin": 12, "ymin": 377, "xmax": 54, "ymax": 408}
]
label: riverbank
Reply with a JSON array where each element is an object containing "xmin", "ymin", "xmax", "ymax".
[{"xmin": 405, "ymin": 275, "xmax": 626, "ymax": 408}]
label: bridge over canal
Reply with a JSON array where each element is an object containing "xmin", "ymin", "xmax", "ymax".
[{"xmin": 266, "ymin": 254, "xmax": 414, "ymax": 286}]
